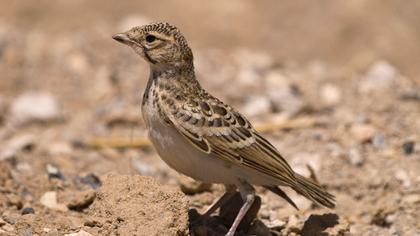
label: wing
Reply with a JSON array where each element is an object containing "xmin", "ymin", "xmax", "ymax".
[{"xmin": 156, "ymin": 89, "xmax": 297, "ymax": 185}]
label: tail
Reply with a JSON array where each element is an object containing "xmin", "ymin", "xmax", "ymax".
[
  {"xmin": 264, "ymin": 185, "xmax": 299, "ymax": 210},
  {"xmin": 291, "ymin": 173, "xmax": 335, "ymax": 209}
]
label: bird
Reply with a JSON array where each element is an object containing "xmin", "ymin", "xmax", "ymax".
[{"xmin": 112, "ymin": 22, "xmax": 335, "ymax": 236}]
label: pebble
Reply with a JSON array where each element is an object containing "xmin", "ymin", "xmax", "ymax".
[
  {"xmin": 359, "ymin": 60, "xmax": 398, "ymax": 93},
  {"xmin": 21, "ymin": 207, "xmax": 35, "ymax": 215},
  {"xmin": 79, "ymin": 173, "xmax": 102, "ymax": 189},
  {"xmin": 266, "ymin": 219, "xmax": 287, "ymax": 230},
  {"xmin": 265, "ymin": 71, "xmax": 304, "ymax": 116},
  {"xmin": 46, "ymin": 164, "xmax": 65, "ymax": 180},
  {"xmin": 402, "ymin": 141, "xmax": 415, "ymax": 155},
  {"xmin": 290, "ymin": 153, "xmax": 321, "ymax": 178},
  {"xmin": 347, "ymin": 148, "xmax": 364, "ymax": 166},
  {"xmin": 242, "ymin": 95, "xmax": 272, "ymax": 117},
  {"xmin": 320, "ymin": 83, "xmax": 342, "ymax": 106},
  {"xmin": 349, "ymin": 123, "xmax": 376, "ymax": 143},
  {"xmin": 394, "ymin": 169, "xmax": 411, "ymax": 188},
  {"xmin": 40, "ymin": 191, "xmax": 68, "ymax": 212},
  {"xmin": 66, "ymin": 190, "xmax": 96, "ymax": 211},
  {"xmin": 372, "ymin": 133, "xmax": 387, "ymax": 150},
  {"xmin": 178, "ymin": 176, "xmax": 212, "ymax": 195},
  {"xmin": 11, "ymin": 92, "xmax": 60, "ymax": 124},
  {"xmin": 64, "ymin": 230, "xmax": 93, "ymax": 236}
]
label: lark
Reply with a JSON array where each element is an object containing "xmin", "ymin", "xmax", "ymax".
[{"xmin": 113, "ymin": 22, "xmax": 335, "ymax": 236}]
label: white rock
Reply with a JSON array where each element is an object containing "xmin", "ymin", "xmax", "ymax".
[
  {"xmin": 347, "ymin": 148, "xmax": 364, "ymax": 166},
  {"xmin": 265, "ymin": 71, "xmax": 304, "ymax": 116},
  {"xmin": 40, "ymin": 191, "xmax": 68, "ymax": 212},
  {"xmin": 242, "ymin": 95, "xmax": 272, "ymax": 117},
  {"xmin": 117, "ymin": 15, "xmax": 151, "ymax": 32},
  {"xmin": 359, "ymin": 60, "xmax": 398, "ymax": 92},
  {"xmin": 290, "ymin": 153, "xmax": 321, "ymax": 178},
  {"xmin": 64, "ymin": 230, "xmax": 93, "ymax": 236},
  {"xmin": 320, "ymin": 84, "xmax": 341, "ymax": 106},
  {"xmin": 394, "ymin": 169, "xmax": 411, "ymax": 188},
  {"xmin": 350, "ymin": 123, "xmax": 376, "ymax": 143},
  {"xmin": 11, "ymin": 92, "xmax": 60, "ymax": 124}
]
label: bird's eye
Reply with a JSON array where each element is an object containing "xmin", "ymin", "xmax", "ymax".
[{"xmin": 145, "ymin": 35, "xmax": 156, "ymax": 43}]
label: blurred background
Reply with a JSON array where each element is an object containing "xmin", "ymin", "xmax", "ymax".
[{"xmin": 0, "ymin": 1, "xmax": 419, "ymax": 235}]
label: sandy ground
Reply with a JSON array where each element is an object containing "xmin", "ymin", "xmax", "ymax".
[{"xmin": 1, "ymin": 1, "xmax": 420, "ymax": 235}]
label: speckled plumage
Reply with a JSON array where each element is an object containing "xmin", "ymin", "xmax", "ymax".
[{"xmin": 113, "ymin": 22, "xmax": 335, "ymax": 236}]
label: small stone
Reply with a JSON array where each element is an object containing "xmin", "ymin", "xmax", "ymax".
[
  {"xmin": 21, "ymin": 207, "xmax": 35, "ymax": 215},
  {"xmin": 394, "ymin": 169, "xmax": 411, "ymax": 188},
  {"xmin": 265, "ymin": 71, "xmax": 304, "ymax": 116},
  {"xmin": 64, "ymin": 230, "xmax": 93, "ymax": 236},
  {"xmin": 46, "ymin": 164, "xmax": 65, "ymax": 180},
  {"xmin": 16, "ymin": 162, "xmax": 32, "ymax": 172},
  {"xmin": 402, "ymin": 141, "xmax": 415, "ymax": 155},
  {"xmin": 301, "ymin": 213, "xmax": 342, "ymax": 236},
  {"xmin": 359, "ymin": 60, "xmax": 398, "ymax": 93},
  {"xmin": 11, "ymin": 92, "xmax": 60, "ymax": 124},
  {"xmin": 0, "ymin": 218, "xmax": 6, "ymax": 226},
  {"xmin": 266, "ymin": 219, "xmax": 287, "ymax": 230},
  {"xmin": 242, "ymin": 95, "xmax": 272, "ymax": 117},
  {"xmin": 40, "ymin": 191, "xmax": 68, "ymax": 212},
  {"xmin": 347, "ymin": 148, "xmax": 364, "ymax": 166},
  {"xmin": 79, "ymin": 173, "xmax": 102, "ymax": 189},
  {"xmin": 290, "ymin": 153, "xmax": 321, "ymax": 178},
  {"xmin": 349, "ymin": 124, "xmax": 376, "ymax": 143},
  {"xmin": 178, "ymin": 176, "xmax": 212, "ymax": 195},
  {"xmin": 320, "ymin": 84, "xmax": 341, "ymax": 106},
  {"xmin": 66, "ymin": 190, "xmax": 96, "ymax": 211},
  {"xmin": 372, "ymin": 133, "xmax": 387, "ymax": 150}
]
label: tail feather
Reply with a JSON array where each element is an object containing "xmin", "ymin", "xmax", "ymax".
[
  {"xmin": 292, "ymin": 173, "xmax": 335, "ymax": 209},
  {"xmin": 264, "ymin": 185, "xmax": 299, "ymax": 210}
]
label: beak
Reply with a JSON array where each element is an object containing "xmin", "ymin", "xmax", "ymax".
[{"xmin": 112, "ymin": 33, "xmax": 132, "ymax": 45}]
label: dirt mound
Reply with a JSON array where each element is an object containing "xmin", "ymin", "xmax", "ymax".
[{"xmin": 87, "ymin": 174, "xmax": 189, "ymax": 236}]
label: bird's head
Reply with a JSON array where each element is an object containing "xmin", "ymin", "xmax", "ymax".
[{"xmin": 113, "ymin": 22, "xmax": 193, "ymax": 69}]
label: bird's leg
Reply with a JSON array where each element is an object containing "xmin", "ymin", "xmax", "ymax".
[
  {"xmin": 203, "ymin": 184, "xmax": 236, "ymax": 216},
  {"xmin": 226, "ymin": 180, "xmax": 255, "ymax": 236}
]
